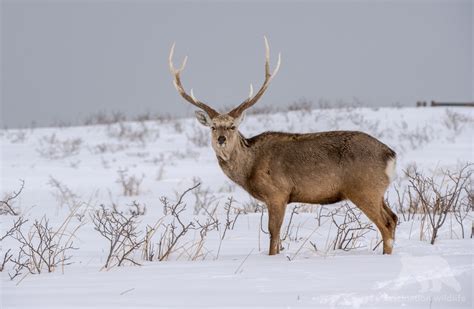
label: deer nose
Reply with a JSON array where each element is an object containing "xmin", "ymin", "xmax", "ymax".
[{"xmin": 217, "ymin": 136, "xmax": 226, "ymax": 145}]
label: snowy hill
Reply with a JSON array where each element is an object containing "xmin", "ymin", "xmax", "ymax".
[{"xmin": 1, "ymin": 106, "xmax": 473, "ymax": 308}]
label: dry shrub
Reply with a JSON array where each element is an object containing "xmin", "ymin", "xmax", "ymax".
[
  {"xmin": 329, "ymin": 203, "xmax": 375, "ymax": 251},
  {"xmin": 293, "ymin": 203, "xmax": 318, "ymax": 213},
  {"xmin": 0, "ymin": 216, "xmax": 27, "ymax": 243},
  {"xmin": 89, "ymin": 142, "xmax": 128, "ymax": 154},
  {"xmin": 0, "ymin": 216, "xmax": 28, "ymax": 279},
  {"xmin": 91, "ymin": 203, "xmax": 144, "ymax": 269},
  {"xmin": 186, "ymin": 124, "xmax": 209, "ymax": 147},
  {"xmin": 170, "ymin": 148, "xmax": 200, "ymax": 160},
  {"xmin": 116, "ymin": 169, "xmax": 145, "ymax": 196},
  {"xmin": 146, "ymin": 184, "xmax": 239, "ymax": 262},
  {"xmin": 48, "ymin": 176, "xmax": 80, "ymax": 210},
  {"xmin": 405, "ymin": 163, "xmax": 472, "ymax": 244},
  {"xmin": 37, "ymin": 134, "xmax": 82, "ymax": 159},
  {"xmin": 12, "ymin": 217, "xmax": 78, "ymax": 274},
  {"xmin": 5, "ymin": 130, "xmax": 28, "ymax": 143},
  {"xmin": 288, "ymin": 98, "xmax": 314, "ymax": 112},
  {"xmin": 346, "ymin": 111, "xmax": 389, "ymax": 139},
  {"xmin": 391, "ymin": 179, "xmax": 421, "ymax": 222},
  {"xmin": 190, "ymin": 178, "xmax": 218, "ymax": 215},
  {"xmin": 281, "ymin": 205, "xmax": 303, "ymax": 243},
  {"xmin": 83, "ymin": 111, "xmax": 126, "ymax": 126},
  {"xmin": 218, "ymin": 181, "xmax": 236, "ymax": 193},
  {"xmin": 443, "ymin": 109, "xmax": 473, "ymax": 134},
  {"xmin": 106, "ymin": 121, "xmax": 157, "ymax": 145},
  {"xmin": 171, "ymin": 120, "xmax": 184, "ymax": 133},
  {"xmin": 215, "ymin": 197, "xmax": 241, "ymax": 259},
  {"xmin": 4, "ymin": 208, "xmax": 82, "ymax": 280},
  {"xmin": 289, "ymin": 203, "xmax": 375, "ymax": 260},
  {"xmin": 240, "ymin": 198, "xmax": 264, "ymax": 214},
  {"xmin": 156, "ymin": 183, "xmax": 208, "ymax": 261},
  {"xmin": 1, "ymin": 180, "xmax": 24, "ymax": 216},
  {"xmin": 93, "ymin": 184, "xmax": 222, "ymax": 265},
  {"xmin": 398, "ymin": 125, "xmax": 434, "ymax": 150},
  {"xmin": 133, "ymin": 111, "xmax": 155, "ymax": 122}
]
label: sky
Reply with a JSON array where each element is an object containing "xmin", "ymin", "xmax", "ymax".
[{"xmin": 1, "ymin": 0, "xmax": 472, "ymax": 128}]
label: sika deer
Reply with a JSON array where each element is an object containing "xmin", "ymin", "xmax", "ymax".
[{"xmin": 169, "ymin": 37, "xmax": 398, "ymax": 255}]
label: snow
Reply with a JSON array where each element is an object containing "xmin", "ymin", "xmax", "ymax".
[{"xmin": 1, "ymin": 106, "xmax": 473, "ymax": 308}]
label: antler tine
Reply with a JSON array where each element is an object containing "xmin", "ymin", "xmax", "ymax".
[
  {"xmin": 264, "ymin": 36, "xmax": 271, "ymax": 77},
  {"xmin": 229, "ymin": 36, "xmax": 281, "ymax": 117},
  {"xmin": 169, "ymin": 43, "xmax": 219, "ymax": 118},
  {"xmin": 168, "ymin": 43, "xmax": 188, "ymax": 73},
  {"xmin": 247, "ymin": 84, "xmax": 254, "ymax": 100}
]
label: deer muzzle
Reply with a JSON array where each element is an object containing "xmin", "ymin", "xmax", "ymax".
[{"xmin": 217, "ymin": 136, "xmax": 226, "ymax": 145}]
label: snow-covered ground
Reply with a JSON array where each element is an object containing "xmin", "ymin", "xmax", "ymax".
[{"xmin": 1, "ymin": 106, "xmax": 473, "ymax": 308}]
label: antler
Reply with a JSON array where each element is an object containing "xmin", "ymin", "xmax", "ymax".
[
  {"xmin": 228, "ymin": 36, "xmax": 281, "ymax": 117},
  {"xmin": 169, "ymin": 43, "xmax": 219, "ymax": 118}
]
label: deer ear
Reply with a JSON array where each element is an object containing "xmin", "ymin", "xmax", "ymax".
[
  {"xmin": 234, "ymin": 112, "xmax": 245, "ymax": 126},
  {"xmin": 195, "ymin": 110, "xmax": 212, "ymax": 127}
]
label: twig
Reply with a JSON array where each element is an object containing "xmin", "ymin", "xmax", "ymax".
[
  {"xmin": 234, "ymin": 249, "xmax": 254, "ymax": 274},
  {"xmin": 120, "ymin": 288, "xmax": 135, "ymax": 296},
  {"xmin": 1, "ymin": 180, "xmax": 24, "ymax": 215}
]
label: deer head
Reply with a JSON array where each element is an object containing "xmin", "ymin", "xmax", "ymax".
[{"xmin": 169, "ymin": 37, "xmax": 281, "ymax": 158}]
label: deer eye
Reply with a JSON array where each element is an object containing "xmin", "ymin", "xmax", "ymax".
[
  {"xmin": 211, "ymin": 126, "xmax": 216, "ymax": 131},
  {"xmin": 230, "ymin": 126, "xmax": 236, "ymax": 130}
]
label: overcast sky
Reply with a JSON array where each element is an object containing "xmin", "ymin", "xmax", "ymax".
[{"xmin": 1, "ymin": 0, "xmax": 472, "ymax": 128}]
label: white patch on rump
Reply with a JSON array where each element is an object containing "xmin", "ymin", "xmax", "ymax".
[
  {"xmin": 385, "ymin": 158, "xmax": 396, "ymax": 182},
  {"xmin": 387, "ymin": 239, "xmax": 394, "ymax": 248}
]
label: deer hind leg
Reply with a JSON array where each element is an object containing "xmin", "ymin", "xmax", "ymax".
[
  {"xmin": 349, "ymin": 195, "xmax": 394, "ymax": 254},
  {"xmin": 266, "ymin": 200, "xmax": 287, "ymax": 255},
  {"xmin": 382, "ymin": 199, "xmax": 398, "ymax": 240}
]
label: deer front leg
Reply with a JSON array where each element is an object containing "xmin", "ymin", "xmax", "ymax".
[{"xmin": 267, "ymin": 202, "xmax": 286, "ymax": 255}]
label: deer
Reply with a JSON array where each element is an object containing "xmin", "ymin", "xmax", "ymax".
[{"xmin": 168, "ymin": 37, "xmax": 398, "ymax": 255}]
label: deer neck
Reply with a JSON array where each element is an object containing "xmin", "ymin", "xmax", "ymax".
[{"xmin": 215, "ymin": 132, "xmax": 254, "ymax": 188}]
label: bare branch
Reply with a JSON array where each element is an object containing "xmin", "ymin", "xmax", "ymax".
[
  {"xmin": 405, "ymin": 163, "xmax": 472, "ymax": 244},
  {"xmin": 1, "ymin": 180, "xmax": 24, "ymax": 216}
]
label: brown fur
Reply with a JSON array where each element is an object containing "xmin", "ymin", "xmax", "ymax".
[
  {"xmin": 202, "ymin": 114, "xmax": 398, "ymax": 255},
  {"xmin": 169, "ymin": 39, "xmax": 397, "ymax": 255}
]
